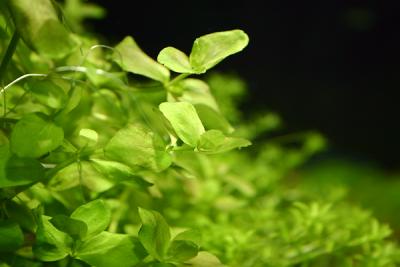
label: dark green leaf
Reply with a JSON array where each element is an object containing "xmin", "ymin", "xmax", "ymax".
[
  {"xmin": 189, "ymin": 30, "xmax": 249, "ymax": 73},
  {"xmin": 113, "ymin": 36, "xmax": 170, "ymax": 83},
  {"xmin": 138, "ymin": 207, "xmax": 171, "ymax": 261},
  {"xmin": 50, "ymin": 215, "xmax": 87, "ymax": 240},
  {"xmin": 70, "ymin": 199, "xmax": 111, "ymax": 240},
  {"xmin": 33, "ymin": 215, "xmax": 72, "ymax": 261},
  {"xmin": 104, "ymin": 124, "xmax": 171, "ymax": 172},
  {"xmin": 75, "ymin": 232, "xmax": 144, "ymax": 267},
  {"xmin": 159, "ymin": 102, "xmax": 205, "ymax": 147},
  {"xmin": 0, "ymin": 221, "xmax": 24, "ymax": 252},
  {"xmin": 10, "ymin": 114, "xmax": 64, "ymax": 158},
  {"xmin": 0, "ymin": 144, "xmax": 45, "ymax": 188},
  {"xmin": 27, "ymin": 80, "xmax": 67, "ymax": 109}
]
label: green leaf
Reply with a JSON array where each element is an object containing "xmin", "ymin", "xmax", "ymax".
[
  {"xmin": 75, "ymin": 232, "xmax": 144, "ymax": 267},
  {"xmin": 189, "ymin": 30, "xmax": 249, "ymax": 73},
  {"xmin": 167, "ymin": 240, "xmax": 198, "ymax": 263},
  {"xmin": 114, "ymin": 36, "xmax": 170, "ymax": 83},
  {"xmin": 77, "ymin": 128, "xmax": 98, "ymax": 149},
  {"xmin": 70, "ymin": 199, "xmax": 111, "ymax": 240},
  {"xmin": 195, "ymin": 104, "xmax": 234, "ymax": 134},
  {"xmin": 33, "ymin": 215, "xmax": 72, "ymax": 261},
  {"xmin": 50, "ymin": 215, "xmax": 88, "ymax": 240},
  {"xmin": 7, "ymin": 0, "xmax": 78, "ymax": 58},
  {"xmin": 183, "ymin": 251, "xmax": 225, "ymax": 267},
  {"xmin": 10, "ymin": 114, "xmax": 64, "ymax": 158},
  {"xmin": 197, "ymin": 130, "xmax": 251, "ymax": 154},
  {"xmin": 90, "ymin": 159, "xmax": 153, "ymax": 188},
  {"xmin": 159, "ymin": 102, "xmax": 205, "ymax": 147},
  {"xmin": 138, "ymin": 207, "xmax": 171, "ymax": 261},
  {"xmin": 104, "ymin": 124, "xmax": 171, "ymax": 172},
  {"xmin": 0, "ymin": 221, "xmax": 24, "ymax": 252},
  {"xmin": 0, "ymin": 144, "xmax": 44, "ymax": 188},
  {"xmin": 157, "ymin": 47, "xmax": 194, "ymax": 73},
  {"xmin": 27, "ymin": 80, "xmax": 68, "ymax": 109}
]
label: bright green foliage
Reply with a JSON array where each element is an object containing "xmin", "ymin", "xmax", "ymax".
[
  {"xmin": 158, "ymin": 30, "xmax": 249, "ymax": 74},
  {"xmin": 0, "ymin": 1, "xmax": 399, "ymax": 267}
]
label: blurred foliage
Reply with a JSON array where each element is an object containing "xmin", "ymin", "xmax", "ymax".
[{"xmin": 0, "ymin": 1, "xmax": 399, "ymax": 267}]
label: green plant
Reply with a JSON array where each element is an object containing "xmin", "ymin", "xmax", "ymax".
[{"xmin": 0, "ymin": 1, "xmax": 399, "ymax": 266}]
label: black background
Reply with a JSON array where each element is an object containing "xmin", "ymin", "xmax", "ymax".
[{"xmin": 87, "ymin": 0, "xmax": 400, "ymax": 169}]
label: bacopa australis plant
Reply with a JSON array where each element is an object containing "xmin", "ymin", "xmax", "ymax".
[{"xmin": 0, "ymin": 0, "xmax": 399, "ymax": 266}]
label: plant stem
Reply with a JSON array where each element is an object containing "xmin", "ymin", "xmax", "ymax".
[{"xmin": 0, "ymin": 31, "xmax": 19, "ymax": 83}]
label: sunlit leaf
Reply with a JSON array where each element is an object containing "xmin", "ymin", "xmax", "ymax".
[
  {"xmin": 70, "ymin": 199, "xmax": 111, "ymax": 240},
  {"xmin": 159, "ymin": 102, "xmax": 205, "ymax": 147},
  {"xmin": 189, "ymin": 30, "xmax": 249, "ymax": 73},
  {"xmin": 10, "ymin": 114, "xmax": 64, "ymax": 158},
  {"xmin": 157, "ymin": 47, "xmax": 193, "ymax": 73},
  {"xmin": 76, "ymin": 232, "xmax": 144, "ymax": 267},
  {"xmin": 138, "ymin": 207, "xmax": 171, "ymax": 261},
  {"xmin": 104, "ymin": 123, "xmax": 171, "ymax": 172},
  {"xmin": 197, "ymin": 129, "xmax": 251, "ymax": 154}
]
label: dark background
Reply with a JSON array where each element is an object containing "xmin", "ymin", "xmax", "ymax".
[{"xmin": 87, "ymin": 0, "xmax": 400, "ymax": 169}]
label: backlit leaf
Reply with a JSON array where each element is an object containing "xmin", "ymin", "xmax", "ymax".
[
  {"xmin": 10, "ymin": 114, "xmax": 64, "ymax": 158},
  {"xmin": 189, "ymin": 30, "xmax": 249, "ymax": 73},
  {"xmin": 114, "ymin": 36, "xmax": 170, "ymax": 83},
  {"xmin": 157, "ymin": 47, "xmax": 193, "ymax": 73},
  {"xmin": 159, "ymin": 102, "xmax": 205, "ymax": 147}
]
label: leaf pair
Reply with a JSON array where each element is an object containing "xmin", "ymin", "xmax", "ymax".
[
  {"xmin": 159, "ymin": 102, "xmax": 251, "ymax": 153},
  {"xmin": 113, "ymin": 30, "xmax": 249, "ymax": 83},
  {"xmin": 138, "ymin": 208, "xmax": 199, "ymax": 264},
  {"xmin": 158, "ymin": 29, "xmax": 249, "ymax": 74}
]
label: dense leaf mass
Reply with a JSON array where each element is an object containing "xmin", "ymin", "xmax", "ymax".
[{"xmin": 0, "ymin": 1, "xmax": 399, "ymax": 266}]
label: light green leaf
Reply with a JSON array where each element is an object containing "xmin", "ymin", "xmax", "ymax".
[
  {"xmin": 0, "ymin": 144, "xmax": 44, "ymax": 188},
  {"xmin": 76, "ymin": 232, "xmax": 144, "ymax": 267},
  {"xmin": 77, "ymin": 128, "xmax": 98, "ymax": 149},
  {"xmin": 27, "ymin": 80, "xmax": 67, "ymax": 109},
  {"xmin": 70, "ymin": 199, "xmax": 111, "ymax": 240},
  {"xmin": 138, "ymin": 207, "xmax": 171, "ymax": 261},
  {"xmin": 90, "ymin": 159, "xmax": 153, "ymax": 188},
  {"xmin": 8, "ymin": 0, "xmax": 78, "ymax": 58},
  {"xmin": 50, "ymin": 215, "xmax": 88, "ymax": 240},
  {"xmin": 0, "ymin": 221, "xmax": 24, "ymax": 252},
  {"xmin": 33, "ymin": 215, "xmax": 72, "ymax": 261},
  {"xmin": 10, "ymin": 114, "xmax": 64, "ymax": 158},
  {"xmin": 174, "ymin": 79, "xmax": 219, "ymax": 110},
  {"xmin": 159, "ymin": 102, "xmax": 205, "ymax": 147},
  {"xmin": 114, "ymin": 36, "xmax": 170, "ymax": 83},
  {"xmin": 183, "ymin": 251, "xmax": 225, "ymax": 267},
  {"xmin": 104, "ymin": 124, "xmax": 171, "ymax": 172},
  {"xmin": 197, "ymin": 130, "xmax": 251, "ymax": 154},
  {"xmin": 167, "ymin": 240, "xmax": 198, "ymax": 263},
  {"xmin": 189, "ymin": 30, "xmax": 249, "ymax": 73},
  {"xmin": 157, "ymin": 47, "xmax": 193, "ymax": 73}
]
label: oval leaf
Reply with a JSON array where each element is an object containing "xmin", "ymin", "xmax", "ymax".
[
  {"xmin": 114, "ymin": 36, "xmax": 170, "ymax": 83},
  {"xmin": 197, "ymin": 130, "xmax": 251, "ymax": 154},
  {"xmin": 189, "ymin": 30, "xmax": 249, "ymax": 73},
  {"xmin": 157, "ymin": 47, "xmax": 194, "ymax": 73},
  {"xmin": 10, "ymin": 114, "xmax": 64, "ymax": 158},
  {"xmin": 70, "ymin": 199, "xmax": 111, "ymax": 240},
  {"xmin": 159, "ymin": 102, "xmax": 205, "ymax": 147}
]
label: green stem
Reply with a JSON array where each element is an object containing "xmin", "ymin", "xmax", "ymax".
[
  {"xmin": 167, "ymin": 73, "xmax": 189, "ymax": 86},
  {"xmin": 0, "ymin": 31, "xmax": 19, "ymax": 83}
]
